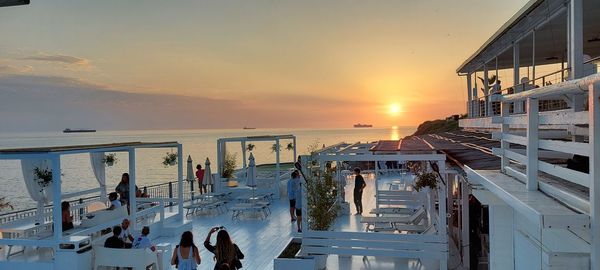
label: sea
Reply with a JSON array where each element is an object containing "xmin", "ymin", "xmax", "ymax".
[{"xmin": 0, "ymin": 127, "xmax": 415, "ymax": 212}]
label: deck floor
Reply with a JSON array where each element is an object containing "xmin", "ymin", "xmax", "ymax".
[{"xmin": 2, "ymin": 172, "xmax": 444, "ymax": 270}]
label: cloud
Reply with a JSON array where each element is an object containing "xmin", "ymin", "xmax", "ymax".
[
  {"xmin": 21, "ymin": 53, "xmax": 91, "ymax": 67},
  {"xmin": 0, "ymin": 74, "xmax": 378, "ymax": 132},
  {"xmin": 0, "ymin": 64, "xmax": 33, "ymax": 74}
]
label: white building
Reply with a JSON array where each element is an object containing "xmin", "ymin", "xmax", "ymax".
[{"xmin": 457, "ymin": 0, "xmax": 600, "ymax": 269}]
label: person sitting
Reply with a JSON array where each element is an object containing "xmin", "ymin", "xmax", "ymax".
[
  {"xmin": 118, "ymin": 218, "xmax": 135, "ymax": 247},
  {"xmin": 171, "ymin": 231, "xmax": 201, "ymax": 270},
  {"xmin": 104, "ymin": 226, "xmax": 126, "ymax": 248},
  {"xmin": 204, "ymin": 227, "xmax": 244, "ymax": 270},
  {"xmin": 108, "ymin": 192, "xmax": 122, "ymax": 210},
  {"xmin": 61, "ymin": 201, "xmax": 74, "ymax": 231},
  {"xmin": 133, "ymin": 226, "xmax": 156, "ymax": 251},
  {"xmin": 136, "ymin": 189, "xmax": 149, "ymax": 198}
]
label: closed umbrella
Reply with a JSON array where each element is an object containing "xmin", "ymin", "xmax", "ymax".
[
  {"xmin": 186, "ymin": 155, "xmax": 194, "ymax": 199},
  {"xmin": 203, "ymin": 158, "xmax": 214, "ymax": 193},
  {"xmin": 186, "ymin": 155, "xmax": 194, "ymax": 181},
  {"xmin": 247, "ymin": 153, "xmax": 257, "ymax": 199}
]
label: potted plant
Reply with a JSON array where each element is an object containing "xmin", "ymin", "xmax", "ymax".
[
  {"xmin": 103, "ymin": 153, "xmax": 117, "ymax": 166},
  {"xmin": 162, "ymin": 152, "xmax": 178, "ymax": 167},
  {"xmin": 34, "ymin": 167, "xmax": 53, "ymax": 188},
  {"xmin": 222, "ymin": 151, "xmax": 238, "ymax": 186},
  {"xmin": 273, "ymin": 237, "xmax": 316, "ymax": 270},
  {"xmin": 307, "ymin": 171, "xmax": 339, "ymax": 268}
]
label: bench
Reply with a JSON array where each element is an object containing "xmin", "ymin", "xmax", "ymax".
[
  {"xmin": 93, "ymin": 245, "xmax": 159, "ymax": 270},
  {"xmin": 361, "ymin": 207, "xmax": 427, "ymax": 232},
  {"xmin": 80, "ymin": 206, "xmax": 127, "ymax": 228},
  {"xmin": 369, "ymin": 207, "xmax": 418, "ymax": 216}
]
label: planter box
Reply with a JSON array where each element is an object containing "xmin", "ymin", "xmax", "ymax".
[{"xmin": 274, "ymin": 238, "xmax": 316, "ymax": 270}]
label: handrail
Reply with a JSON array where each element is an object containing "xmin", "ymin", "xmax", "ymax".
[{"xmin": 501, "ymin": 73, "xmax": 600, "ymax": 102}]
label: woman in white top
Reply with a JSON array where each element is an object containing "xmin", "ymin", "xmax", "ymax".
[{"xmin": 171, "ymin": 231, "xmax": 201, "ymax": 270}]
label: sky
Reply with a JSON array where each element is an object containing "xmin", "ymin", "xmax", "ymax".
[{"xmin": 0, "ymin": 0, "xmax": 529, "ymax": 132}]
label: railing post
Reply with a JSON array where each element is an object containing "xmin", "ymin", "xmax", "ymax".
[
  {"xmin": 526, "ymin": 97, "xmax": 539, "ymax": 191},
  {"xmin": 78, "ymin": 198, "xmax": 84, "ymax": 220},
  {"xmin": 168, "ymin": 182, "xmax": 173, "ymax": 206},
  {"xmin": 589, "ymin": 82, "xmax": 600, "ymax": 270},
  {"xmin": 500, "ymin": 101, "xmax": 510, "ymax": 171}
]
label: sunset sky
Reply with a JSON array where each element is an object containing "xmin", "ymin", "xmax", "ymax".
[{"xmin": 0, "ymin": 0, "xmax": 529, "ymax": 132}]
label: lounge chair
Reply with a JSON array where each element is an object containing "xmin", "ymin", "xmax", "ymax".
[{"xmin": 361, "ymin": 207, "xmax": 427, "ymax": 232}]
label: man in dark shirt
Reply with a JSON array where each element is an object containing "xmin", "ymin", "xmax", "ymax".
[
  {"xmin": 104, "ymin": 225, "xmax": 126, "ymax": 248},
  {"xmin": 353, "ymin": 167, "xmax": 366, "ymax": 215}
]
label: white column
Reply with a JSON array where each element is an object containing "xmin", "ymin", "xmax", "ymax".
[
  {"xmin": 177, "ymin": 144, "xmax": 184, "ymax": 221},
  {"xmin": 501, "ymin": 101, "xmax": 510, "ymax": 171},
  {"xmin": 589, "ymin": 83, "xmax": 600, "ymax": 270},
  {"xmin": 437, "ymin": 161, "xmax": 448, "ymax": 270},
  {"xmin": 569, "ymin": 0, "xmax": 583, "ymax": 80},
  {"xmin": 293, "ymin": 137, "xmax": 297, "ymax": 162},
  {"xmin": 460, "ymin": 180, "xmax": 470, "ymax": 268},
  {"xmin": 526, "ymin": 98, "xmax": 539, "ymax": 191},
  {"xmin": 128, "ymin": 148, "xmax": 137, "ymax": 229},
  {"xmin": 51, "ymin": 154, "xmax": 62, "ymax": 244},
  {"xmin": 216, "ymin": 140, "xmax": 221, "ymax": 178},
  {"xmin": 484, "ymin": 65, "xmax": 490, "ymax": 116},
  {"xmin": 489, "ymin": 204, "xmax": 515, "ymax": 270},
  {"xmin": 467, "ymin": 73, "xmax": 473, "ymax": 117},
  {"xmin": 532, "ymin": 30, "xmax": 536, "ymax": 81},
  {"xmin": 275, "ymin": 139, "xmax": 280, "ymax": 184},
  {"xmin": 241, "ymin": 141, "xmax": 247, "ymax": 170},
  {"xmin": 513, "ymin": 42, "xmax": 523, "ymax": 113}
]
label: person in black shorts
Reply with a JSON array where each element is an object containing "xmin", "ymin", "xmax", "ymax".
[
  {"xmin": 287, "ymin": 171, "xmax": 300, "ymax": 222},
  {"xmin": 353, "ymin": 168, "xmax": 366, "ymax": 215}
]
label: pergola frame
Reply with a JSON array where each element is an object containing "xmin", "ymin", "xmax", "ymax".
[
  {"xmin": 216, "ymin": 134, "xmax": 296, "ymax": 185},
  {"xmin": 0, "ymin": 141, "xmax": 184, "ymax": 250},
  {"xmin": 301, "ymin": 140, "xmax": 449, "ymax": 268}
]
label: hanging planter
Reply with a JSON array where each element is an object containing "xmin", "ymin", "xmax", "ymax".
[
  {"xmin": 271, "ymin": 143, "xmax": 281, "ymax": 153},
  {"xmin": 286, "ymin": 142, "xmax": 294, "ymax": 151},
  {"xmin": 246, "ymin": 143, "xmax": 255, "ymax": 152},
  {"xmin": 162, "ymin": 152, "xmax": 178, "ymax": 167},
  {"xmin": 34, "ymin": 167, "xmax": 53, "ymax": 188},
  {"xmin": 103, "ymin": 153, "xmax": 118, "ymax": 167},
  {"xmin": 414, "ymin": 172, "xmax": 438, "ymax": 192}
]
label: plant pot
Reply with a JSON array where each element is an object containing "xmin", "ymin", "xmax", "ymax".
[
  {"xmin": 168, "ymin": 160, "xmax": 176, "ymax": 166},
  {"xmin": 105, "ymin": 161, "xmax": 114, "ymax": 167},
  {"xmin": 274, "ymin": 238, "xmax": 316, "ymax": 270}
]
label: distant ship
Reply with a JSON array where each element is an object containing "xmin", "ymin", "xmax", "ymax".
[
  {"xmin": 63, "ymin": 128, "xmax": 96, "ymax": 133},
  {"xmin": 243, "ymin": 127, "xmax": 256, "ymax": 130},
  {"xmin": 354, "ymin": 123, "xmax": 373, "ymax": 128}
]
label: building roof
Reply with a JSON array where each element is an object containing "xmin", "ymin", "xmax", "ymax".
[
  {"xmin": 369, "ymin": 137, "xmax": 434, "ymax": 152},
  {"xmin": 457, "ymin": 0, "xmax": 600, "ymax": 74},
  {"xmin": 0, "ymin": 141, "xmax": 179, "ymax": 155}
]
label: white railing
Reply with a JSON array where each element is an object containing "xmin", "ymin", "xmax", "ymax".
[{"xmin": 492, "ymin": 73, "xmax": 600, "ymax": 212}]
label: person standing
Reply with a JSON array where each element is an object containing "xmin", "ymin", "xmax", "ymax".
[
  {"xmin": 196, "ymin": 164, "xmax": 206, "ymax": 194},
  {"xmin": 295, "ymin": 178, "xmax": 303, "ymax": 233},
  {"xmin": 353, "ymin": 168, "xmax": 366, "ymax": 215},
  {"xmin": 287, "ymin": 170, "xmax": 299, "ymax": 222},
  {"xmin": 204, "ymin": 227, "xmax": 244, "ymax": 270},
  {"xmin": 171, "ymin": 231, "xmax": 201, "ymax": 270}
]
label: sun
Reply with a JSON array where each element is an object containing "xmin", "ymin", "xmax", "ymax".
[{"xmin": 389, "ymin": 103, "xmax": 401, "ymax": 116}]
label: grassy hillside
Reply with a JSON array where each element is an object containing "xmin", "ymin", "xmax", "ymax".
[{"xmin": 411, "ymin": 115, "xmax": 461, "ymax": 136}]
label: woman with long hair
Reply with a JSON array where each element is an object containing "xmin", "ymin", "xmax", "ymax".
[
  {"xmin": 171, "ymin": 231, "xmax": 201, "ymax": 270},
  {"xmin": 204, "ymin": 227, "xmax": 244, "ymax": 270}
]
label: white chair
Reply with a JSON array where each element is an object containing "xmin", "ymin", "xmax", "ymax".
[{"xmin": 93, "ymin": 245, "xmax": 158, "ymax": 270}]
